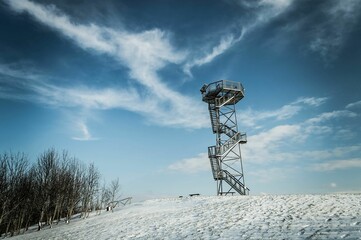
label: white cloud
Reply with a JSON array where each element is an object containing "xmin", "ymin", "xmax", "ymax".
[
  {"xmin": 306, "ymin": 110, "xmax": 357, "ymax": 124},
  {"xmin": 330, "ymin": 182, "xmax": 337, "ymax": 188},
  {"xmin": 0, "ymin": 68, "xmax": 210, "ymax": 129},
  {"xmin": 241, "ymin": 98, "xmax": 358, "ymax": 164},
  {"xmin": 239, "ymin": 105, "xmax": 301, "ymax": 128},
  {"xmin": 238, "ymin": 97, "xmax": 327, "ymax": 128},
  {"xmin": 169, "ymin": 96, "xmax": 360, "ymax": 177},
  {"xmin": 234, "ymin": 0, "xmax": 293, "ymax": 23},
  {"xmin": 168, "ymin": 153, "xmax": 209, "ymax": 174},
  {"xmin": 236, "ymin": 0, "xmax": 361, "ymax": 64},
  {"xmin": 183, "ymin": 0, "xmax": 294, "ymax": 76},
  {"xmin": 260, "ymin": 0, "xmax": 292, "ymax": 9},
  {"xmin": 293, "ymin": 97, "xmax": 328, "ymax": 107},
  {"xmin": 4, "ymin": 0, "xmax": 210, "ymax": 129},
  {"xmin": 257, "ymin": 0, "xmax": 293, "ymax": 20},
  {"xmin": 243, "ymin": 124, "xmax": 302, "ymax": 163},
  {"xmin": 312, "ymin": 158, "xmax": 361, "ymax": 171},
  {"xmin": 72, "ymin": 121, "xmax": 99, "ymax": 141},
  {"xmin": 183, "ymin": 33, "xmax": 244, "ymax": 76},
  {"xmin": 346, "ymin": 100, "xmax": 361, "ymax": 109}
]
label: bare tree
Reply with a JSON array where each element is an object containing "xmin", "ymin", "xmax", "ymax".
[
  {"xmin": 64, "ymin": 159, "xmax": 85, "ymax": 223},
  {"xmin": 33, "ymin": 148, "xmax": 60, "ymax": 230},
  {"xmin": 81, "ymin": 163, "xmax": 100, "ymax": 218},
  {"xmin": 108, "ymin": 178, "xmax": 121, "ymax": 210},
  {"xmin": 0, "ymin": 149, "xmax": 107, "ymax": 236},
  {"xmin": 0, "ymin": 152, "xmax": 29, "ymax": 236}
]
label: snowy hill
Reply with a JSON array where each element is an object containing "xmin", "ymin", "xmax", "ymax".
[{"xmin": 11, "ymin": 194, "xmax": 361, "ymax": 239}]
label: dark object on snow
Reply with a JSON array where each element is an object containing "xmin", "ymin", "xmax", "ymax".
[{"xmin": 189, "ymin": 193, "xmax": 200, "ymax": 197}]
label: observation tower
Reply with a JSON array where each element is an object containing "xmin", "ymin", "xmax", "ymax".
[{"xmin": 200, "ymin": 80, "xmax": 249, "ymax": 195}]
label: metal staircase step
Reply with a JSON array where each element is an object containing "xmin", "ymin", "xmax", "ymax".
[
  {"xmin": 220, "ymin": 124, "xmax": 237, "ymax": 138},
  {"xmin": 222, "ymin": 170, "xmax": 246, "ymax": 195},
  {"xmin": 216, "ymin": 132, "xmax": 242, "ymax": 156}
]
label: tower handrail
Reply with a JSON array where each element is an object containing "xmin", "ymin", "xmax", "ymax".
[
  {"xmin": 216, "ymin": 132, "xmax": 242, "ymax": 156},
  {"xmin": 201, "ymin": 80, "xmax": 245, "ymax": 101},
  {"xmin": 219, "ymin": 124, "xmax": 237, "ymax": 138},
  {"xmin": 222, "ymin": 170, "xmax": 246, "ymax": 195}
]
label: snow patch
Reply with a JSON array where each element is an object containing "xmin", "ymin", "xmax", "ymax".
[{"xmin": 10, "ymin": 194, "xmax": 361, "ymax": 240}]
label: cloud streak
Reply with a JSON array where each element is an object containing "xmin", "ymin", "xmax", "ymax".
[
  {"xmin": 183, "ymin": 32, "xmax": 245, "ymax": 76},
  {"xmin": 346, "ymin": 100, "xmax": 361, "ymax": 109},
  {"xmin": 4, "ymin": 0, "xmax": 209, "ymax": 129},
  {"xmin": 183, "ymin": 0, "xmax": 294, "ymax": 76},
  {"xmin": 72, "ymin": 121, "xmax": 99, "ymax": 141}
]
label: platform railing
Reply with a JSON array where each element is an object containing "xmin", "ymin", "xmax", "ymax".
[{"xmin": 201, "ymin": 80, "xmax": 244, "ymax": 101}]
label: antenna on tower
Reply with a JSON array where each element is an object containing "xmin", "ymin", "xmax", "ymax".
[{"xmin": 201, "ymin": 80, "xmax": 249, "ymax": 195}]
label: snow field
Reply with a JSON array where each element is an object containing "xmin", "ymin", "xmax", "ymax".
[{"xmin": 11, "ymin": 193, "xmax": 361, "ymax": 239}]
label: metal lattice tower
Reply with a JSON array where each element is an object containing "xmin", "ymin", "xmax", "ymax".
[{"xmin": 200, "ymin": 80, "xmax": 249, "ymax": 196}]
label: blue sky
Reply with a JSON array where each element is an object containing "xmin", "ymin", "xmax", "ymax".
[{"xmin": 1, "ymin": 0, "xmax": 361, "ymax": 200}]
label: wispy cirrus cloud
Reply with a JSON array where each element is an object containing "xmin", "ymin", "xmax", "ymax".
[
  {"xmin": 72, "ymin": 120, "xmax": 99, "ymax": 141},
  {"xmin": 183, "ymin": 32, "xmax": 245, "ymax": 76},
  {"xmin": 346, "ymin": 100, "xmax": 361, "ymax": 109},
  {"xmin": 231, "ymin": 0, "xmax": 361, "ymax": 64},
  {"xmin": 183, "ymin": 0, "xmax": 294, "ymax": 76},
  {"xmin": 231, "ymin": 0, "xmax": 293, "ymax": 24},
  {"xmin": 0, "ymin": 64, "xmax": 208, "ymax": 129},
  {"xmin": 308, "ymin": 0, "xmax": 361, "ymax": 63},
  {"xmin": 3, "ymin": 0, "xmax": 209, "ymax": 130},
  {"xmin": 293, "ymin": 97, "xmax": 328, "ymax": 107}
]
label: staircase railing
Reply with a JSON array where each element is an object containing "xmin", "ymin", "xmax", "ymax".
[
  {"xmin": 219, "ymin": 124, "xmax": 237, "ymax": 138},
  {"xmin": 216, "ymin": 132, "xmax": 242, "ymax": 156},
  {"xmin": 208, "ymin": 104, "xmax": 218, "ymax": 133},
  {"xmin": 208, "ymin": 146, "xmax": 221, "ymax": 179},
  {"xmin": 222, "ymin": 170, "xmax": 246, "ymax": 195},
  {"xmin": 215, "ymin": 94, "xmax": 235, "ymax": 108}
]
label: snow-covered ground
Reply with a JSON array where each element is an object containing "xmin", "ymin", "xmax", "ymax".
[{"xmin": 11, "ymin": 194, "xmax": 361, "ymax": 239}]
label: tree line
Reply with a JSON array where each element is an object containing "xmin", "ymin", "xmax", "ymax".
[{"xmin": 0, "ymin": 148, "xmax": 121, "ymax": 237}]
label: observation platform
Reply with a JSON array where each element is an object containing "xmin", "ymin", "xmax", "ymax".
[{"xmin": 200, "ymin": 80, "xmax": 245, "ymax": 105}]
